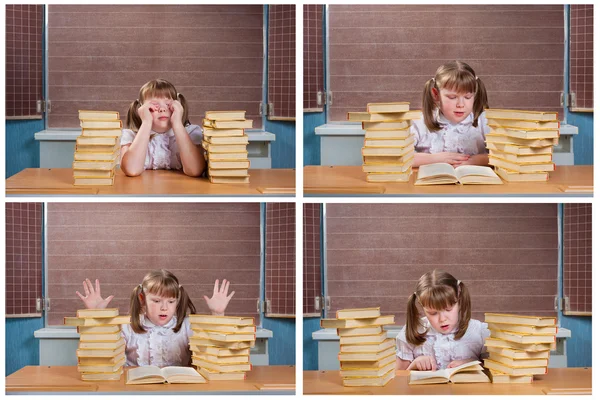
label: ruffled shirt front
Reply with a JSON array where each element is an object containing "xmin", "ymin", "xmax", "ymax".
[
  {"xmin": 395, "ymin": 317, "xmax": 490, "ymax": 370},
  {"xmin": 121, "ymin": 315, "xmax": 193, "ymax": 367},
  {"xmin": 120, "ymin": 124, "xmax": 203, "ymax": 170},
  {"xmin": 410, "ymin": 112, "xmax": 490, "ymax": 155}
]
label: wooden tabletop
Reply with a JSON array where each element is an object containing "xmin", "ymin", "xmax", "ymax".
[
  {"xmin": 303, "ymin": 368, "xmax": 591, "ymax": 395},
  {"xmin": 5, "ymin": 365, "xmax": 295, "ymax": 394},
  {"xmin": 6, "ymin": 168, "xmax": 295, "ymax": 196},
  {"xmin": 304, "ymin": 165, "xmax": 593, "ymax": 196}
]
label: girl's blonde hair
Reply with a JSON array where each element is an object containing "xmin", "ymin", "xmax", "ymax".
[
  {"xmin": 422, "ymin": 61, "xmax": 489, "ymax": 131},
  {"xmin": 405, "ymin": 269, "xmax": 471, "ymax": 346},
  {"xmin": 130, "ymin": 269, "xmax": 196, "ymax": 334},
  {"xmin": 126, "ymin": 79, "xmax": 190, "ymax": 132}
]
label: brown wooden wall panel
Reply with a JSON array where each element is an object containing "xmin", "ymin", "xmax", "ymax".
[
  {"xmin": 303, "ymin": 5, "xmax": 324, "ymax": 111},
  {"xmin": 5, "ymin": 5, "xmax": 43, "ymax": 119},
  {"xmin": 265, "ymin": 203, "xmax": 295, "ymax": 317},
  {"xmin": 5, "ymin": 203, "xmax": 43, "ymax": 317},
  {"xmin": 47, "ymin": 5, "xmax": 263, "ymax": 128},
  {"xmin": 329, "ymin": 5, "xmax": 564, "ymax": 121},
  {"xmin": 268, "ymin": 5, "xmax": 296, "ymax": 119},
  {"xmin": 326, "ymin": 204, "xmax": 559, "ymax": 324},
  {"xmin": 569, "ymin": 5, "xmax": 593, "ymax": 110},
  {"xmin": 46, "ymin": 203, "xmax": 260, "ymax": 325},
  {"xmin": 303, "ymin": 204, "xmax": 322, "ymax": 316},
  {"xmin": 563, "ymin": 204, "xmax": 592, "ymax": 314}
]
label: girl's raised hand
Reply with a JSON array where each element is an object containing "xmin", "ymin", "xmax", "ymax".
[
  {"xmin": 137, "ymin": 102, "xmax": 156, "ymax": 124},
  {"xmin": 408, "ymin": 355, "xmax": 438, "ymax": 371},
  {"xmin": 76, "ymin": 278, "xmax": 114, "ymax": 309},
  {"xmin": 168, "ymin": 100, "xmax": 184, "ymax": 127},
  {"xmin": 204, "ymin": 279, "xmax": 235, "ymax": 316}
]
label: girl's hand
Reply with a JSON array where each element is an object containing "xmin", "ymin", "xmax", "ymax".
[
  {"xmin": 76, "ymin": 278, "xmax": 114, "ymax": 309},
  {"xmin": 408, "ymin": 355, "xmax": 438, "ymax": 371},
  {"xmin": 137, "ymin": 102, "xmax": 156, "ymax": 124},
  {"xmin": 169, "ymin": 100, "xmax": 184, "ymax": 127},
  {"xmin": 434, "ymin": 152, "xmax": 470, "ymax": 166},
  {"xmin": 447, "ymin": 359, "xmax": 476, "ymax": 369},
  {"xmin": 204, "ymin": 279, "xmax": 235, "ymax": 316}
]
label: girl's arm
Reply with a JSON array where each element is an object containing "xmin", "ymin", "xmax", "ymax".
[
  {"xmin": 396, "ymin": 357, "xmax": 411, "ymax": 370},
  {"xmin": 120, "ymin": 104, "xmax": 155, "ymax": 176},
  {"xmin": 456, "ymin": 153, "xmax": 489, "ymax": 166},
  {"xmin": 170, "ymin": 101, "xmax": 206, "ymax": 177},
  {"xmin": 76, "ymin": 278, "xmax": 114, "ymax": 309},
  {"xmin": 413, "ymin": 152, "xmax": 470, "ymax": 168}
]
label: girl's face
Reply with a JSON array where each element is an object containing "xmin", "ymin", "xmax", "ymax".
[
  {"xmin": 144, "ymin": 97, "xmax": 173, "ymax": 133},
  {"xmin": 422, "ymin": 301, "xmax": 460, "ymax": 334},
  {"xmin": 434, "ymin": 87, "xmax": 475, "ymax": 125},
  {"xmin": 143, "ymin": 292, "xmax": 178, "ymax": 327}
]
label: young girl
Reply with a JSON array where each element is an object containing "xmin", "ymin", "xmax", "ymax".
[
  {"xmin": 121, "ymin": 79, "xmax": 205, "ymax": 177},
  {"xmin": 76, "ymin": 270, "xmax": 235, "ymax": 367},
  {"xmin": 412, "ymin": 61, "xmax": 491, "ymax": 168},
  {"xmin": 396, "ymin": 270, "xmax": 489, "ymax": 371}
]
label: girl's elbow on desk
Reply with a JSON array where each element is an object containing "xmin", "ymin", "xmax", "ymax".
[{"xmin": 121, "ymin": 164, "xmax": 144, "ymax": 177}]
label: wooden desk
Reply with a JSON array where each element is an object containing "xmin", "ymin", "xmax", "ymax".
[
  {"xmin": 303, "ymin": 368, "xmax": 591, "ymax": 395},
  {"xmin": 6, "ymin": 365, "xmax": 295, "ymax": 395},
  {"xmin": 304, "ymin": 165, "xmax": 593, "ymax": 196},
  {"xmin": 6, "ymin": 168, "xmax": 295, "ymax": 196}
]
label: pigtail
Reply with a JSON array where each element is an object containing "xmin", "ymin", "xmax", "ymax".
[
  {"xmin": 454, "ymin": 280, "xmax": 472, "ymax": 340},
  {"xmin": 422, "ymin": 78, "xmax": 442, "ymax": 132},
  {"xmin": 126, "ymin": 99, "xmax": 142, "ymax": 132},
  {"xmin": 406, "ymin": 292, "xmax": 426, "ymax": 346},
  {"xmin": 173, "ymin": 284, "xmax": 196, "ymax": 333},
  {"xmin": 176, "ymin": 93, "xmax": 191, "ymax": 127},
  {"xmin": 471, "ymin": 77, "xmax": 489, "ymax": 128},
  {"xmin": 130, "ymin": 284, "xmax": 146, "ymax": 334}
]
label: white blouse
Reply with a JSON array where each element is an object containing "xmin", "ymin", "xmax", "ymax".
[
  {"xmin": 121, "ymin": 124, "xmax": 203, "ymax": 171},
  {"xmin": 411, "ymin": 112, "xmax": 490, "ymax": 156},
  {"xmin": 396, "ymin": 317, "xmax": 490, "ymax": 370},
  {"xmin": 121, "ymin": 315, "xmax": 193, "ymax": 367}
]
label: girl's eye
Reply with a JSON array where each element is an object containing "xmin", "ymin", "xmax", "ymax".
[{"xmin": 169, "ymin": 300, "xmax": 176, "ymax": 304}]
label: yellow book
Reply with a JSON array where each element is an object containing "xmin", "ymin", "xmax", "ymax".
[
  {"xmin": 80, "ymin": 368, "xmax": 123, "ymax": 381},
  {"xmin": 362, "ymin": 157, "xmax": 413, "ymax": 174},
  {"xmin": 362, "ymin": 120, "xmax": 410, "ymax": 130},
  {"xmin": 76, "ymin": 143, "xmax": 120, "ymax": 153},
  {"xmin": 364, "ymin": 137, "xmax": 415, "ymax": 148},
  {"xmin": 208, "ymin": 169, "xmax": 249, "ymax": 177},
  {"xmin": 72, "ymin": 158, "xmax": 118, "ymax": 171},
  {"xmin": 77, "ymin": 355, "xmax": 125, "ymax": 373},
  {"xmin": 81, "ymin": 128, "xmax": 122, "ymax": 137},
  {"xmin": 488, "ymin": 150, "xmax": 552, "ymax": 164},
  {"xmin": 192, "ymin": 358, "xmax": 252, "ymax": 373},
  {"xmin": 489, "ymin": 330, "xmax": 556, "ymax": 344},
  {"xmin": 362, "ymin": 145, "xmax": 414, "ymax": 157},
  {"xmin": 74, "ymin": 150, "xmax": 120, "ymax": 162},
  {"xmin": 126, "ymin": 366, "xmax": 206, "ymax": 384},
  {"xmin": 192, "ymin": 330, "xmax": 256, "ymax": 343},
  {"xmin": 487, "ymin": 351, "xmax": 549, "ymax": 367},
  {"xmin": 77, "ymin": 308, "xmax": 119, "ymax": 318},
  {"xmin": 348, "ymin": 110, "xmax": 421, "ymax": 121},
  {"xmin": 189, "ymin": 337, "xmax": 255, "ymax": 350},
  {"xmin": 409, "ymin": 360, "xmax": 490, "ymax": 385},
  {"xmin": 488, "ymin": 156, "xmax": 555, "ymax": 173},
  {"xmin": 364, "ymin": 128, "xmax": 411, "ymax": 139},
  {"xmin": 79, "ymin": 337, "xmax": 125, "ymax": 350},
  {"xmin": 340, "ymin": 360, "xmax": 395, "ymax": 378},
  {"xmin": 76, "ymin": 344, "xmax": 126, "ymax": 358},
  {"xmin": 205, "ymin": 135, "xmax": 249, "ymax": 145},
  {"xmin": 79, "ymin": 331, "xmax": 123, "ymax": 343},
  {"xmin": 485, "ymin": 337, "xmax": 555, "ymax": 352},
  {"xmin": 338, "ymin": 326, "xmax": 383, "ymax": 337},
  {"xmin": 363, "ymin": 151, "xmax": 415, "ymax": 164},
  {"xmin": 340, "ymin": 331, "xmax": 388, "ymax": 345},
  {"xmin": 489, "ymin": 126, "xmax": 559, "ymax": 140},
  {"xmin": 73, "ymin": 169, "xmax": 114, "ymax": 179},
  {"xmin": 204, "ymin": 152, "xmax": 249, "ymax": 161},
  {"xmin": 76, "ymin": 136, "xmax": 120, "ymax": 146},
  {"xmin": 80, "ymin": 119, "xmax": 123, "ymax": 129},
  {"xmin": 487, "ymin": 118, "xmax": 559, "ymax": 130},
  {"xmin": 203, "ymin": 118, "xmax": 252, "ymax": 129},
  {"xmin": 488, "ymin": 369, "xmax": 533, "ymax": 384},
  {"xmin": 366, "ymin": 170, "xmax": 412, "ymax": 183},
  {"xmin": 205, "ymin": 110, "xmax": 246, "ymax": 121},
  {"xmin": 338, "ymin": 345, "xmax": 395, "ymax": 362},
  {"xmin": 484, "ymin": 359, "xmax": 547, "ymax": 376},
  {"xmin": 342, "ymin": 368, "xmax": 395, "ymax": 387},
  {"xmin": 495, "ymin": 167, "xmax": 548, "ymax": 182},
  {"xmin": 64, "ymin": 315, "xmax": 130, "ymax": 327},
  {"xmin": 366, "ymin": 102, "xmax": 410, "ymax": 113},
  {"xmin": 487, "ymin": 322, "xmax": 557, "ymax": 335},
  {"xmin": 484, "ymin": 313, "xmax": 557, "ymax": 326},
  {"xmin": 73, "ymin": 177, "xmax": 115, "ymax": 186},
  {"xmin": 340, "ymin": 338, "xmax": 395, "ymax": 353},
  {"xmin": 321, "ymin": 315, "xmax": 395, "ymax": 329},
  {"xmin": 484, "ymin": 346, "xmax": 550, "ymax": 360},
  {"xmin": 336, "ymin": 307, "xmax": 380, "ymax": 319},
  {"xmin": 486, "ymin": 142, "xmax": 553, "ymax": 155},
  {"xmin": 415, "ymin": 163, "xmax": 502, "ymax": 185},
  {"xmin": 196, "ymin": 354, "xmax": 250, "ymax": 364},
  {"xmin": 189, "ymin": 315, "xmax": 255, "ymax": 326},
  {"xmin": 203, "ymin": 142, "xmax": 248, "ymax": 153},
  {"xmin": 202, "ymin": 127, "xmax": 245, "ymax": 137},
  {"xmin": 485, "ymin": 109, "xmax": 558, "ymax": 121},
  {"xmin": 340, "ymin": 353, "xmax": 395, "ymax": 370},
  {"xmin": 485, "ymin": 133, "xmax": 558, "ymax": 148},
  {"xmin": 77, "ymin": 325, "xmax": 120, "ymax": 334},
  {"xmin": 197, "ymin": 367, "xmax": 246, "ymax": 381},
  {"xmin": 190, "ymin": 324, "xmax": 256, "ymax": 334},
  {"xmin": 78, "ymin": 110, "xmax": 120, "ymax": 120},
  {"xmin": 190, "ymin": 345, "xmax": 250, "ymax": 357},
  {"xmin": 207, "ymin": 160, "xmax": 250, "ymax": 170},
  {"xmin": 78, "ymin": 353, "xmax": 125, "ymax": 365}
]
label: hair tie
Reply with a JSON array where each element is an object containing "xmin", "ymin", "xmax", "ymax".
[
  {"xmin": 475, "ymin": 76, "xmax": 479, "ymax": 80},
  {"xmin": 179, "ymin": 284, "xmax": 182, "ymax": 289},
  {"xmin": 457, "ymin": 280, "xmax": 461, "ymax": 287},
  {"xmin": 176, "ymin": 92, "xmax": 180, "ymax": 98},
  {"xmin": 430, "ymin": 77, "xmax": 436, "ymax": 84},
  {"xmin": 138, "ymin": 284, "xmax": 143, "ymax": 291}
]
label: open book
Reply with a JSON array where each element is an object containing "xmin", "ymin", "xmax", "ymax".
[
  {"xmin": 126, "ymin": 366, "xmax": 206, "ymax": 384},
  {"xmin": 415, "ymin": 163, "xmax": 503, "ymax": 185},
  {"xmin": 408, "ymin": 360, "xmax": 490, "ymax": 385}
]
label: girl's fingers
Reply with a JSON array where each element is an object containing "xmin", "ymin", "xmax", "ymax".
[
  {"xmin": 76, "ymin": 291, "xmax": 85, "ymax": 301},
  {"xmin": 203, "ymin": 295, "xmax": 210, "ymax": 304},
  {"xmin": 227, "ymin": 290, "xmax": 235, "ymax": 300},
  {"xmin": 220, "ymin": 279, "xmax": 227, "ymax": 293},
  {"xmin": 83, "ymin": 280, "xmax": 90, "ymax": 296},
  {"xmin": 213, "ymin": 279, "xmax": 220, "ymax": 295},
  {"xmin": 95, "ymin": 279, "xmax": 100, "ymax": 295},
  {"xmin": 87, "ymin": 278, "xmax": 95, "ymax": 294},
  {"xmin": 224, "ymin": 281, "xmax": 230, "ymax": 295}
]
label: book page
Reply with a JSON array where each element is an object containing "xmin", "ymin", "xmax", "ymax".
[
  {"xmin": 409, "ymin": 367, "xmax": 452, "ymax": 382},
  {"xmin": 454, "ymin": 165, "xmax": 498, "ymax": 179},
  {"xmin": 417, "ymin": 163, "xmax": 457, "ymax": 180},
  {"xmin": 162, "ymin": 366, "xmax": 206, "ymax": 383},
  {"xmin": 446, "ymin": 360, "xmax": 484, "ymax": 378},
  {"xmin": 126, "ymin": 365, "xmax": 164, "ymax": 383}
]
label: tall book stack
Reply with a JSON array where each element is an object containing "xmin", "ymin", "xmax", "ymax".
[
  {"xmin": 348, "ymin": 102, "xmax": 421, "ymax": 183},
  {"xmin": 482, "ymin": 313, "xmax": 557, "ymax": 384},
  {"xmin": 321, "ymin": 307, "xmax": 396, "ymax": 387},
  {"xmin": 188, "ymin": 314, "xmax": 256, "ymax": 380},
  {"xmin": 202, "ymin": 111, "xmax": 252, "ymax": 184},
  {"xmin": 63, "ymin": 309, "xmax": 130, "ymax": 381},
  {"xmin": 485, "ymin": 109, "xmax": 559, "ymax": 182},
  {"xmin": 74, "ymin": 110, "xmax": 122, "ymax": 186}
]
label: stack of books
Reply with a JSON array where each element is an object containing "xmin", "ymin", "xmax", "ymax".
[
  {"xmin": 74, "ymin": 110, "xmax": 122, "ymax": 186},
  {"xmin": 348, "ymin": 102, "xmax": 421, "ymax": 183},
  {"xmin": 202, "ymin": 111, "xmax": 252, "ymax": 184},
  {"xmin": 188, "ymin": 314, "xmax": 256, "ymax": 380},
  {"xmin": 485, "ymin": 109, "xmax": 559, "ymax": 182},
  {"xmin": 483, "ymin": 313, "xmax": 557, "ymax": 384},
  {"xmin": 63, "ymin": 309, "xmax": 130, "ymax": 381},
  {"xmin": 321, "ymin": 307, "xmax": 395, "ymax": 387}
]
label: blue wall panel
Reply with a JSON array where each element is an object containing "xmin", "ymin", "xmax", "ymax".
[
  {"xmin": 262, "ymin": 317, "xmax": 296, "ymax": 365},
  {"xmin": 265, "ymin": 119, "xmax": 296, "ymax": 169},
  {"xmin": 303, "ymin": 317, "xmax": 321, "ymax": 370},
  {"xmin": 303, "ymin": 112, "xmax": 325, "ymax": 166},
  {"xmin": 5, "ymin": 318, "xmax": 43, "ymax": 376},
  {"xmin": 5, "ymin": 120, "xmax": 43, "ymax": 178},
  {"xmin": 566, "ymin": 111, "xmax": 593, "ymax": 165}
]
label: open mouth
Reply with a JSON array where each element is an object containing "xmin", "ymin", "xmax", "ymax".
[
  {"xmin": 159, "ymin": 314, "xmax": 168, "ymax": 320},
  {"xmin": 440, "ymin": 324, "xmax": 450, "ymax": 330},
  {"xmin": 454, "ymin": 112, "xmax": 464, "ymax": 117},
  {"xmin": 158, "ymin": 116, "xmax": 169, "ymax": 121}
]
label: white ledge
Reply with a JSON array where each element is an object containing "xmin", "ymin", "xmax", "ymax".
[
  {"xmin": 34, "ymin": 129, "xmax": 276, "ymax": 142},
  {"xmin": 315, "ymin": 123, "xmax": 579, "ymax": 136},
  {"xmin": 35, "ymin": 326, "xmax": 273, "ymax": 339},
  {"xmin": 312, "ymin": 327, "xmax": 571, "ymax": 340}
]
